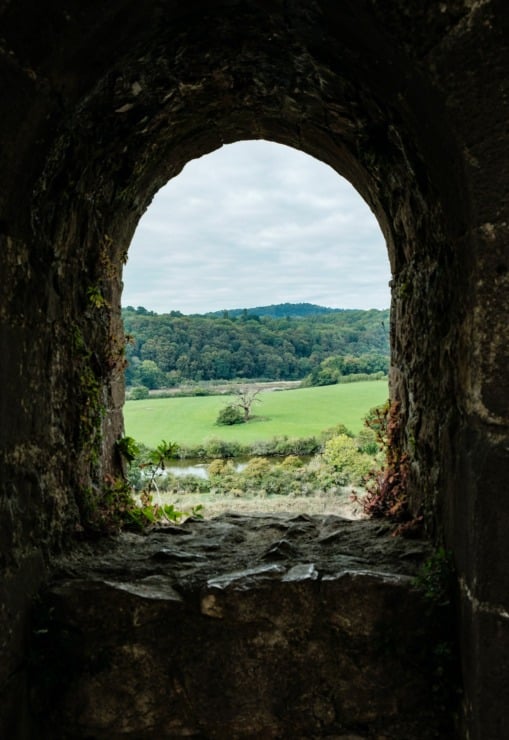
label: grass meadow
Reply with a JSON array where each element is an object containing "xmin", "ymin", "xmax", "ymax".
[{"xmin": 124, "ymin": 380, "xmax": 388, "ymax": 448}]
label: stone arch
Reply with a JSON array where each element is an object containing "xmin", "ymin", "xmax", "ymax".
[
  {"xmin": 1, "ymin": 2, "xmax": 508, "ymax": 737},
  {"xmin": 23, "ymin": 3, "xmax": 466, "ymax": 528}
]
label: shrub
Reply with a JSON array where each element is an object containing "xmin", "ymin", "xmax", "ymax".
[
  {"xmin": 175, "ymin": 474, "xmax": 210, "ymax": 493},
  {"xmin": 203, "ymin": 437, "xmax": 245, "ymax": 458},
  {"xmin": 280, "ymin": 455, "xmax": 304, "ymax": 469},
  {"xmin": 289, "ymin": 436, "xmax": 322, "ymax": 455},
  {"xmin": 321, "ymin": 424, "xmax": 354, "ymax": 441},
  {"xmin": 130, "ymin": 385, "xmax": 149, "ymax": 400},
  {"xmin": 323, "ymin": 434, "xmax": 374, "ymax": 485},
  {"xmin": 177, "ymin": 444, "xmax": 208, "ymax": 459},
  {"xmin": 216, "ymin": 404, "xmax": 245, "ymax": 425},
  {"xmin": 250, "ymin": 439, "xmax": 273, "ymax": 456},
  {"xmin": 356, "ymin": 427, "xmax": 380, "ymax": 455},
  {"xmin": 208, "ymin": 458, "xmax": 234, "ymax": 476},
  {"xmin": 242, "ymin": 457, "xmax": 272, "ymax": 479}
]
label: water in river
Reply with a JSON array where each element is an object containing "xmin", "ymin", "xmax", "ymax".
[
  {"xmin": 165, "ymin": 456, "xmax": 312, "ymax": 479},
  {"xmin": 165, "ymin": 458, "xmax": 248, "ymax": 479}
]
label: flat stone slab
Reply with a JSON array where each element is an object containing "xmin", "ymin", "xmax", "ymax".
[
  {"xmin": 50, "ymin": 513, "xmax": 431, "ymax": 585},
  {"xmin": 31, "ymin": 514, "xmax": 453, "ymax": 739}
]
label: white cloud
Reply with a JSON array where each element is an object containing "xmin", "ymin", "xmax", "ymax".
[{"xmin": 122, "ymin": 140, "xmax": 391, "ymax": 314}]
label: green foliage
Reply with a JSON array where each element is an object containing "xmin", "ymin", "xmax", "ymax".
[
  {"xmin": 149, "ymin": 439, "xmax": 180, "ymax": 463},
  {"xmin": 205, "ymin": 302, "xmax": 343, "ymax": 318},
  {"xmin": 130, "ymin": 385, "xmax": 149, "ymax": 400},
  {"xmin": 122, "ymin": 305, "xmax": 389, "ymax": 387},
  {"xmin": 87, "ymin": 437, "xmax": 204, "ymax": 534},
  {"xmin": 413, "ymin": 548, "xmax": 454, "ymax": 606},
  {"xmin": 69, "ymin": 322, "xmax": 105, "ymax": 477},
  {"xmin": 134, "ymin": 359, "xmax": 167, "ymax": 389},
  {"xmin": 364, "ymin": 400, "xmax": 391, "ymax": 448},
  {"xmin": 214, "ymin": 388, "xmax": 263, "ymax": 427},
  {"xmin": 126, "ymin": 495, "xmax": 204, "ymax": 529},
  {"xmin": 116, "ymin": 435, "xmax": 140, "ymax": 463},
  {"xmin": 129, "ymin": 428, "xmax": 383, "ymax": 512},
  {"xmin": 201, "ymin": 437, "xmax": 245, "ymax": 458},
  {"xmin": 320, "ymin": 423, "xmax": 354, "ymax": 441},
  {"xmin": 242, "ymin": 457, "xmax": 272, "ymax": 479},
  {"xmin": 217, "ymin": 404, "xmax": 245, "ymax": 425},
  {"xmin": 322, "ymin": 434, "xmax": 374, "ymax": 485},
  {"xmin": 139, "ymin": 439, "xmax": 180, "ymax": 492},
  {"xmin": 129, "ymin": 431, "xmax": 387, "ymax": 503},
  {"xmin": 124, "ymin": 380, "xmax": 388, "ymax": 448},
  {"xmin": 83, "ymin": 477, "xmax": 174, "ymax": 534},
  {"xmin": 302, "ymin": 354, "xmax": 388, "ymax": 387},
  {"xmin": 208, "ymin": 458, "xmax": 234, "ymax": 476},
  {"xmin": 82, "ymin": 476, "xmax": 137, "ymax": 534},
  {"xmin": 356, "ymin": 427, "xmax": 379, "ymax": 455},
  {"xmin": 177, "ymin": 435, "xmax": 323, "ymax": 461},
  {"xmin": 87, "ymin": 285, "xmax": 108, "ymax": 309},
  {"xmin": 280, "ymin": 455, "xmax": 304, "ymax": 469}
]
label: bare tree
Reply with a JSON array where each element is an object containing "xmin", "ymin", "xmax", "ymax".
[{"xmin": 232, "ymin": 386, "xmax": 262, "ymax": 421}]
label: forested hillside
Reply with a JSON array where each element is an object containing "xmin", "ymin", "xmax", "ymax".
[
  {"xmin": 205, "ymin": 302, "xmax": 343, "ymax": 318},
  {"xmin": 122, "ymin": 305, "xmax": 390, "ymax": 388}
]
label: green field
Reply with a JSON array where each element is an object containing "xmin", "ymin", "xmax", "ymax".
[{"xmin": 124, "ymin": 380, "xmax": 388, "ymax": 448}]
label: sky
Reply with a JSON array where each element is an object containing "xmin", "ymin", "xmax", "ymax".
[{"xmin": 122, "ymin": 140, "xmax": 391, "ymax": 315}]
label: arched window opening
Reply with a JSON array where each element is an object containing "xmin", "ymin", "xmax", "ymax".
[{"xmin": 121, "ymin": 140, "xmax": 390, "ymax": 520}]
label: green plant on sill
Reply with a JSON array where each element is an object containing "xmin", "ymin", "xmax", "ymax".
[
  {"xmin": 112, "ymin": 436, "xmax": 204, "ymax": 532},
  {"xmin": 128, "ymin": 491, "xmax": 204, "ymax": 529},
  {"xmin": 82, "ymin": 474, "xmax": 204, "ymax": 534},
  {"xmin": 136, "ymin": 439, "xmax": 180, "ymax": 494}
]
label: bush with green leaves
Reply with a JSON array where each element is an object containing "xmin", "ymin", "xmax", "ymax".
[
  {"xmin": 130, "ymin": 385, "xmax": 150, "ymax": 400},
  {"xmin": 82, "ymin": 435, "xmax": 204, "ymax": 533},
  {"xmin": 172, "ymin": 474, "xmax": 210, "ymax": 494},
  {"xmin": 356, "ymin": 427, "xmax": 380, "ymax": 455},
  {"xmin": 216, "ymin": 404, "xmax": 245, "ymax": 425},
  {"xmin": 121, "ymin": 439, "xmax": 180, "ymax": 493},
  {"xmin": 204, "ymin": 437, "xmax": 246, "ymax": 458},
  {"xmin": 320, "ymin": 424, "xmax": 354, "ymax": 441},
  {"xmin": 208, "ymin": 458, "xmax": 235, "ymax": 476},
  {"xmin": 280, "ymin": 455, "xmax": 304, "ymax": 469},
  {"xmin": 121, "ymin": 428, "xmax": 381, "ymax": 506},
  {"xmin": 242, "ymin": 457, "xmax": 273, "ymax": 480},
  {"xmin": 249, "ymin": 435, "xmax": 322, "ymax": 457},
  {"xmin": 322, "ymin": 433, "xmax": 374, "ymax": 485}
]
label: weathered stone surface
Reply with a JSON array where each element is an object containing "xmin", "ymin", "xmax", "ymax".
[
  {"xmin": 30, "ymin": 515, "xmax": 452, "ymax": 739},
  {"xmin": 0, "ymin": 1, "xmax": 508, "ymax": 737}
]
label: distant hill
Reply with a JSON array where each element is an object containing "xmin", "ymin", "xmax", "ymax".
[{"xmin": 204, "ymin": 302, "xmax": 346, "ymax": 318}]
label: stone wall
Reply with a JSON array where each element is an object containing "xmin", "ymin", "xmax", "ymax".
[
  {"xmin": 31, "ymin": 515, "xmax": 455, "ymax": 739},
  {"xmin": 0, "ymin": 2, "xmax": 508, "ymax": 737}
]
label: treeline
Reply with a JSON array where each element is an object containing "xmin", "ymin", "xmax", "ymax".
[
  {"xmin": 205, "ymin": 302, "xmax": 344, "ymax": 319},
  {"xmin": 122, "ymin": 305, "xmax": 390, "ymax": 388}
]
